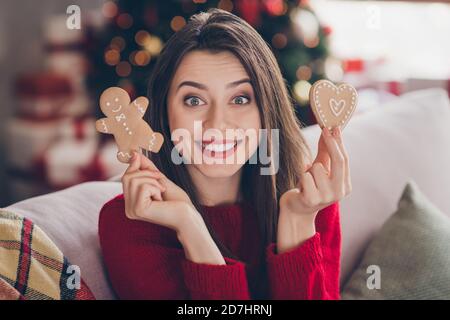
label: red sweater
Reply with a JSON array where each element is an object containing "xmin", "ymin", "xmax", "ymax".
[{"xmin": 98, "ymin": 194, "xmax": 341, "ymax": 300}]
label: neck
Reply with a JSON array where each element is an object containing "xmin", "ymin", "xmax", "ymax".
[{"xmin": 187, "ymin": 166, "xmax": 243, "ymax": 207}]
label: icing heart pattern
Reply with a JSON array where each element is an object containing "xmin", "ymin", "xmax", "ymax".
[
  {"xmin": 329, "ymin": 99, "xmax": 345, "ymax": 116},
  {"xmin": 309, "ymin": 80, "xmax": 358, "ymax": 130}
]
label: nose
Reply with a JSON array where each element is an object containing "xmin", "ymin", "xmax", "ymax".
[{"xmin": 204, "ymin": 103, "xmax": 227, "ymax": 131}]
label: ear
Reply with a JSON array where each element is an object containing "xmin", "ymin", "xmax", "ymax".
[{"xmin": 131, "ymin": 96, "xmax": 149, "ymax": 118}]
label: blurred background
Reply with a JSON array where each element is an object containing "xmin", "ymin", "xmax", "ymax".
[{"xmin": 0, "ymin": 0, "xmax": 449, "ymax": 206}]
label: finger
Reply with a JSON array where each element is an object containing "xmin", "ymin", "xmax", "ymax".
[
  {"xmin": 138, "ymin": 153, "xmax": 172, "ymax": 184},
  {"xmin": 309, "ymin": 163, "xmax": 333, "ymax": 201},
  {"xmin": 313, "ymin": 129, "xmax": 331, "ymax": 172},
  {"xmin": 332, "ymin": 127, "xmax": 348, "ymax": 169},
  {"xmin": 130, "ymin": 176, "xmax": 166, "ymax": 193},
  {"xmin": 332, "ymin": 127, "xmax": 351, "ymax": 194},
  {"xmin": 139, "ymin": 153, "xmax": 160, "ymax": 172},
  {"xmin": 299, "ymin": 171, "xmax": 318, "ymax": 200},
  {"xmin": 322, "ymin": 127, "xmax": 345, "ymax": 184},
  {"xmin": 122, "ymin": 170, "xmax": 165, "ymax": 189},
  {"xmin": 124, "ymin": 151, "xmax": 141, "ymax": 175},
  {"xmin": 137, "ymin": 184, "xmax": 163, "ymax": 205}
]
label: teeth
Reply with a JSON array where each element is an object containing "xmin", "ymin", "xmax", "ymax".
[{"xmin": 203, "ymin": 142, "xmax": 236, "ymax": 152}]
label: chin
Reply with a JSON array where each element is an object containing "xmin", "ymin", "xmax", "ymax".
[{"xmin": 193, "ymin": 163, "xmax": 243, "ymax": 179}]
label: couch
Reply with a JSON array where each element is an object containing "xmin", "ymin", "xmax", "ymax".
[{"xmin": 4, "ymin": 88, "xmax": 450, "ymax": 300}]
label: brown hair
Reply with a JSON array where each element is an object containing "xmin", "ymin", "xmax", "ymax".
[{"xmin": 145, "ymin": 8, "xmax": 311, "ymax": 296}]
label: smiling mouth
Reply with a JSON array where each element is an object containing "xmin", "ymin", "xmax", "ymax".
[{"xmin": 195, "ymin": 140, "xmax": 242, "ymax": 159}]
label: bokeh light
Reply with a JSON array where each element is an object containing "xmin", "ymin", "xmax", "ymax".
[
  {"xmin": 296, "ymin": 65, "xmax": 312, "ymax": 81},
  {"xmin": 170, "ymin": 16, "xmax": 186, "ymax": 32},
  {"xmin": 116, "ymin": 61, "xmax": 132, "ymax": 77},
  {"xmin": 143, "ymin": 35, "xmax": 163, "ymax": 55},
  {"xmin": 293, "ymin": 80, "xmax": 312, "ymax": 105},
  {"xmin": 135, "ymin": 30, "xmax": 151, "ymax": 46},
  {"xmin": 104, "ymin": 49, "xmax": 120, "ymax": 66},
  {"xmin": 117, "ymin": 13, "xmax": 134, "ymax": 29},
  {"xmin": 272, "ymin": 33, "xmax": 288, "ymax": 49},
  {"xmin": 102, "ymin": 1, "xmax": 118, "ymax": 18},
  {"xmin": 218, "ymin": 0, "xmax": 233, "ymax": 12},
  {"xmin": 110, "ymin": 36, "xmax": 126, "ymax": 51}
]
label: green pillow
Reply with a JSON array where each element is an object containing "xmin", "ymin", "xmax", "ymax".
[{"xmin": 342, "ymin": 181, "xmax": 450, "ymax": 300}]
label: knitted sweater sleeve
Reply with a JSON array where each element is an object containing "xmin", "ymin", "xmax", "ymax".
[
  {"xmin": 265, "ymin": 202, "xmax": 341, "ymax": 300},
  {"xmin": 98, "ymin": 196, "xmax": 251, "ymax": 300}
]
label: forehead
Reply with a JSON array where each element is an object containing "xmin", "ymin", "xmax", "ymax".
[{"xmin": 172, "ymin": 50, "xmax": 249, "ymax": 86}]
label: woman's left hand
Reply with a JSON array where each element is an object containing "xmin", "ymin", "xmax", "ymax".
[
  {"xmin": 279, "ymin": 126, "xmax": 352, "ymax": 221},
  {"xmin": 277, "ymin": 126, "xmax": 351, "ymax": 253}
]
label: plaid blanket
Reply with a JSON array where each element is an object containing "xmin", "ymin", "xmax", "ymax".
[{"xmin": 0, "ymin": 210, "xmax": 95, "ymax": 300}]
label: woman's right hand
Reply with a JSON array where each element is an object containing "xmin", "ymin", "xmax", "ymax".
[
  {"xmin": 121, "ymin": 151, "xmax": 195, "ymax": 233},
  {"xmin": 122, "ymin": 151, "xmax": 226, "ymax": 265}
]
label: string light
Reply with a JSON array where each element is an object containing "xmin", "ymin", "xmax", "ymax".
[
  {"xmin": 293, "ymin": 80, "xmax": 311, "ymax": 105},
  {"xmin": 102, "ymin": 1, "xmax": 118, "ymax": 18},
  {"xmin": 218, "ymin": 0, "xmax": 233, "ymax": 12},
  {"xmin": 143, "ymin": 35, "xmax": 163, "ymax": 55},
  {"xmin": 265, "ymin": 0, "xmax": 287, "ymax": 16},
  {"xmin": 291, "ymin": 8, "xmax": 319, "ymax": 43},
  {"xmin": 304, "ymin": 36, "xmax": 319, "ymax": 48},
  {"xmin": 135, "ymin": 30, "xmax": 151, "ymax": 46},
  {"xmin": 110, "ymin": 36, "xmax": 126, "ymax": 51},
  {"xmin": 117, "ymin": 13, "xmax": 133, "ymax": 29},
  {"xmin": 116, "ymin": 61, "xmax": 132, "ymax": 77},
  {"xmin": 170, "ymin": 16, "xmax": 186, "ymax": 32},
  {"xmin": 134, "ymin": 50, "xmax": 151, "ymax": 66},
  {"xmin": 296, "ymin": 65, "xmax": 312, "ymax": 81},
  {"xmin": 272, "ymin": 33, "xmax": 288, "ymax": 49},
  {"xmin": 105, "ymin": 49, "xmax": 120, "ymax": 66}
]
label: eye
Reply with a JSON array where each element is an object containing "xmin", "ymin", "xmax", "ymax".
[
  {"xmin": 184, "ymin": 96, "xmax": 206, "ymax": 107},
  {"xmin": 232, "ymin": 95, "xmax": 251, "ymax": 105}
]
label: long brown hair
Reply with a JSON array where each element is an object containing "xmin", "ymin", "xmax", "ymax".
[{"xmin": 145, "ymin": 8, "xmax": 311, "ymax": 294}]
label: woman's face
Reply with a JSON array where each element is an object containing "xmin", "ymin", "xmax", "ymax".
[{"xmin": 167, "ymin": 50, "xmax": 261, "ymax": 179}]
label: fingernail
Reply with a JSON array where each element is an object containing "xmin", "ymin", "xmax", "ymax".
[{"xmin": 323, "ymin": 127, "xmax": 331, "ymax": 137}]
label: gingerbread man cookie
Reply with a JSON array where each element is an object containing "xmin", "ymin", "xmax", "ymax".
[
  {"xmin": 309, "ymin": 80, "xmax": 358, "ymax": 131},
  {"xmin": 95, "ymin": 87, "xmax": 164, "ymax": 163}
]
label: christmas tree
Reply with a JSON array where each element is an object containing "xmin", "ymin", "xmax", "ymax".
[{"xmin": 87, "ymin": 0, "xmax": 331, "ymax": 125}]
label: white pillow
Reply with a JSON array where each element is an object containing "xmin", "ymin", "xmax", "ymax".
[
  {"xmin": 5, "ymin": 181, "xmax": 121, "ymax": 300},
  {"xmin": 301, "ymin": 88, "xmax": 450, "ymax": 285}
]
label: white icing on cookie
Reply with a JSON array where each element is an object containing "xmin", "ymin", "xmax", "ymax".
[
  {"xmin": 118, "ymin": 151, "xmax": 131, "ymax": 160},
  {"xmin": 100, "ymin": 119, "xmax": 108, "ymax": 132},
  {"xmin": 329, "ymin": 99, "xmax": 345, "ymax": 116},
  {"xmin": 133, "ymin": 100, "xmax": 146, "ymax": 115},
  {"xmin": 148, "ymin": 132, "xmax": 156, "ymax": 151},
  {"xmin": 115, "ymin": 113, "xmax": 126, "ymax": 122},
  {"xmin": 112, "ymin": 105, "xmax": 122, "ymax": 113}
]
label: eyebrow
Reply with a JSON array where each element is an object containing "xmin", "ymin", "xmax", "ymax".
[{"xmin": 176, "ymin": 78, "xmax": 251, "ymax": 93}]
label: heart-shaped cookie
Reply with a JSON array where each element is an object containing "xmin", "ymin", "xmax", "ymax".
[{"xmin": 309, "ymin": 80, "xmax": 358, "ymax": 130}]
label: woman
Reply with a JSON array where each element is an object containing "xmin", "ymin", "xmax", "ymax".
[{"xmin": 99, "ymin": 8, "xmax": 351, "ymax": 300}]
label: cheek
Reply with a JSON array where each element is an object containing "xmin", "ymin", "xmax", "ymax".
[
  {"xmin": 167, "ymin": 103, "xmax": 195, "ymax": 157},
  {"xmin": 168, "ymin": 102, "xmax": 192, "ymax": 132},
  {"xmin": 240, "ymin": 106, "xmax": 262, "ymax": 137}
]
